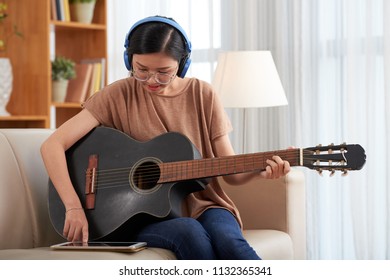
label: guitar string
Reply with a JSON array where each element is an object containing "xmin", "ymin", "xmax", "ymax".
[
  {"xmin": 87, "ymin": 151, "xmax": 303, "ymax": 179},
  {"xmin": 91, "ymin": 164, "xmax": 349, "ymax": 190},
  {"xmin": 86, "ymin": 150, "xmax": 344, "ymax": 180},
  {"xmin": 87, "ymin": 152, "xmax": 346, "ymax": 186},
  {"xmin": 87, "ymin": 150, "xmax": 305, "ymax": 177},
  {"xmin": 84, "ymin": 152, "xmax": 347, "ymax": 189},
  {"xmin": 87, "ymin": 153, "xmax": 303, "ymax": 189},
  {"xmin": 91, "ymin": 159, "xmax": 349, "ymax": 191},
  {"xmin": 87, "ymin": 153, "xmax": 344, "ymax": 178}
]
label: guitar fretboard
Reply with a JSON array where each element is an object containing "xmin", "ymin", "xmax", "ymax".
[{"xmin": 158, "ymin": 149, "xmax": 301, "ymax": 183}]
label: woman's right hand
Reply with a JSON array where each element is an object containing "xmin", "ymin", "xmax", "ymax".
[{"xmin": 63, "ymin": 208, "xmax": 89, "ymax": 243}]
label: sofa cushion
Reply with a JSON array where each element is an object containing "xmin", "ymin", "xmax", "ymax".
[
  {"xmin": 0, "ymin": 129, "xmax": 64, "ymax": 249},
  {"xmin": 0, "ymin": 246, "xmax": 176, "ymax": 260},
  {"xmin": 0, "ymin": 229, "xmax": 292, "ymax": 260},
  {"xmin": 244, "ymin": 230, "xmax": 293, "ymax": 260}
]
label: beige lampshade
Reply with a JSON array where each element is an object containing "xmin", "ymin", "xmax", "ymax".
[{"xmin": 212, "ymin": 51, "xmax": 288, "ymax": 108}]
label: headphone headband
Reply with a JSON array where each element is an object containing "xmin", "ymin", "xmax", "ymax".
[{"xmin": 124, "ymin": 16, "xmax": 192, "ymax": 78}]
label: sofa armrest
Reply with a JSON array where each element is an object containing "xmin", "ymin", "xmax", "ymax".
[
  {"xmin": 219, "ymin": 169, "xmax": 306, "ymax": 259},
  {"xmin": 0, "ymin": 129, "xmax": 62, "ymax": 249}
]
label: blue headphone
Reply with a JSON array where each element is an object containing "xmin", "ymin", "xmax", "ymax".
[{"xmin": 123, "ymin": 16, "xmax": 192, "ymax": 78}]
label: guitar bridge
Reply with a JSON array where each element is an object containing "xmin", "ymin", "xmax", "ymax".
[{"xmin": 85, "ymin": 154, "xmax": 98, "ymax": 210}]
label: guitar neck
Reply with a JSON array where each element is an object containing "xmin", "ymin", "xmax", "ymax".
[{"xmin": 158, "ymin": 149, "xmax": 301, "ymax": 183}]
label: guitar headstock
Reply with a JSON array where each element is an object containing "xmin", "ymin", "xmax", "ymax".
[{"xmin": 302, "ymin": 143, "xmax": 366, "ymax": 175}]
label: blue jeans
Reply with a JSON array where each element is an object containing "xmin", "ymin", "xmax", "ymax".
[{"xmin": 134, "ymin": 208, "xmax": 261, "ymax": 260}]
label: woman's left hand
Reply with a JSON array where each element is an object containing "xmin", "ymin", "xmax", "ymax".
[{"xmin": 260, "ymin": 155, "xmax": 291, "ymax": 179}]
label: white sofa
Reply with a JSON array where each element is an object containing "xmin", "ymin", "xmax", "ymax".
[{"xmin": 0, "ymin": 129, "xmax": 306, "ymax": 260}]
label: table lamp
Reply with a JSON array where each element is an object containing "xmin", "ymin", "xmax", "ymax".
[{"xmin": 212, "ymin": 51, "xmax": 288, "ymax": 152}]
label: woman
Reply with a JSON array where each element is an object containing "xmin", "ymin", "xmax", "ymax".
[{"xmin": 41, "ymin": 16, "xmax": 291, "ymax": 260}]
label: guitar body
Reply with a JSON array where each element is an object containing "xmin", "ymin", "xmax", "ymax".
[{"xmin": 48, "ymin": 127, "xmax": 208, "ymax": 241}]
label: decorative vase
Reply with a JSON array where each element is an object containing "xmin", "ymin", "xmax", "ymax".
[
  {"xmin": 52, "ymin": 79, "xmax": 69, "ymax": 102},
  {"xmin": 0, "ymin": 58, "xmax": 13, "ymax": 116},
  {"xmin": 70, "ymin": 2, "xmax": 96, "ymax": 24}
]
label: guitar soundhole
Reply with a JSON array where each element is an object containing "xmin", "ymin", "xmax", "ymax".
[{"xmin": 131, "ymin": 159, "xmax": 161, "ymax": 193}]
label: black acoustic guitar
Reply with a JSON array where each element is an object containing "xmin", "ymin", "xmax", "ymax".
[{"xmin": 48, "ymin": 126, "xmax": 366, "ymax": 240}]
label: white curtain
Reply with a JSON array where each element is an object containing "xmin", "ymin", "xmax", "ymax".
[
  {"xmin": 107, "ymin": 0, "xmax": 389, "ymax": 259},
  {"xmin": 220, "ymin": 0, "xmax": 389, "ymax": 259}
]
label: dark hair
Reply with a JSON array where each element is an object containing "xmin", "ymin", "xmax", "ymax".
[{"xmin": 126, "ymin": 17, "xmax": 189, "ymax": 65}]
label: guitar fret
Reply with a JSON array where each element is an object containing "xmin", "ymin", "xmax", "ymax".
[
  {"xmin": 180, "ymin": 162, "xmax": 184, "ymax": 181},
  {"xmin": 186, "ymin": 161, "xmax": 191, "ymax": 181}
]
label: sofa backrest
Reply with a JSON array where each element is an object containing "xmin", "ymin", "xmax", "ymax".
[{"xmin": 0, "ymin": 129, "xmax": 63, "ymax": 249}]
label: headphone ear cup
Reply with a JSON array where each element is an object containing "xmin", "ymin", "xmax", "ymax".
[
  {"xmin": 178, "ymin": 56, "xmax": 191, "ymax": 78},
  {"xmin": 124, "ymin": 50, "xmax": 131, "ymax": 71},
  {"xmin": 123, "ymin": 33, "xmax": 132, "ymax": 71}
]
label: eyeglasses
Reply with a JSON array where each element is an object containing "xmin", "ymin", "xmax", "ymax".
[{"xmin": 131, "ymin": 67, "xmax": 178, "ymax": 85}]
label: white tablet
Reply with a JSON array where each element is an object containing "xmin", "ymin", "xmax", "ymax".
[{"xmin": 50, "ymin": 241, "xmax": 147, "ymax": 252}]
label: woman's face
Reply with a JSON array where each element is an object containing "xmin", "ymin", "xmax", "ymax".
[{"xmin": 132, "ymin": 53, "xmax": 179, "ymax": 95}]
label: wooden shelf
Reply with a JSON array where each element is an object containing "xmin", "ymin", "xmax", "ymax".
[
  {"xmin": 51, "ymin": 21, "xmax": 106, "ymax": 30},
  {"xmin": 51, "ymin": 103, "xmax": 83, "ymax": 128},
  {"xmin": 0, "ymin": 115, "xmax": 47, "ymax": 121},
  {"xmin": 0, "ymin": 115, "xmax": 48, "ymax": 128},
  {"xmin": 0, "ymin": 0, "xmax": 107, "ymax": 129}
]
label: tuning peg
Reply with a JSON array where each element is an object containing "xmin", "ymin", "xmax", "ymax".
[
  {"xmin": 329, "ymin": 170, "xmax": 335, "ymax": 177},
  {"xmin": 328, "ymin": 143, "xmax": 334, "ymax": 154},
  {"xmin": 317, "ymin": 169, "xmax": 323, "ymax": 176},
  {"xmin": 342, "ymin": 170, "xmax": 348, "ymax": 176},
  {"xmin": 327, "ymin": 143, "xmax": 334, "ymax": 154}
]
